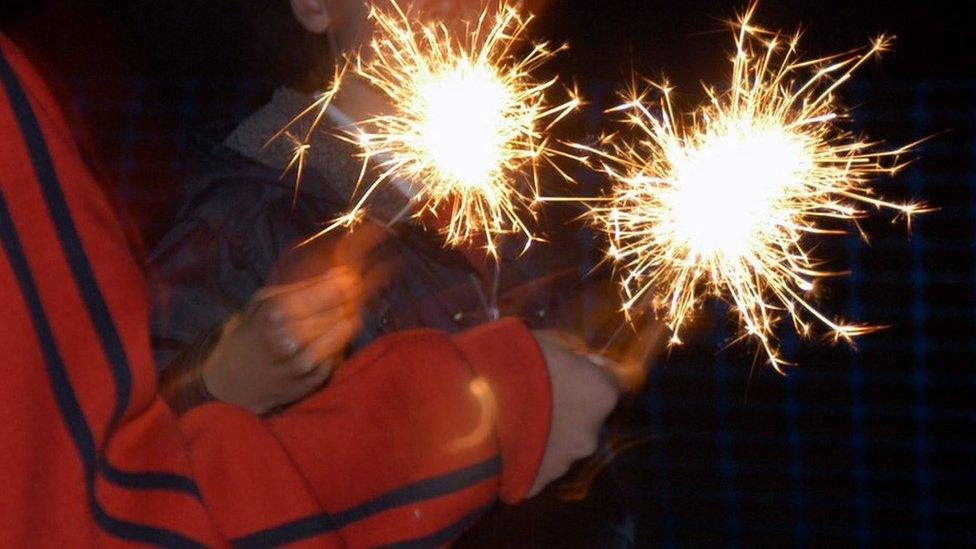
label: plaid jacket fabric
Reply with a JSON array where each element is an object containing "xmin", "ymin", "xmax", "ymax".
[{"xmin": 147, "ymin": 127, "xmax": 575, "ymax": 373}]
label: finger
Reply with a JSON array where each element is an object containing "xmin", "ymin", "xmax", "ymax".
[
  {"xmin": 584, "ymin": 353, "xmax": 630, "ymax": 397},
  {"xmin": 559, "ymin": 331, "xmax": 591, "ymax": 355},
  {"xmin": 581, "ymin": 367, "xmax": 621, "ymax": 427},
  {"xmin": 249, "ymin": 268, "xmax": 346, "ymax": 305},
  {"xmin": 290, "ymin": 259, "xmax": 395, "ymax": 320},
  {"xmin": 294, "ymin": 359, "xmax": 335, "ymax": 395},
  {"xmin": 273, "ymin": 306, "xmax": 354, "ymax": 356},
  {"xmin": 286, "ymin": 317, "xmax": 361, "ymax": 375},
  {"xmin": 571, "ymin": 432, "xmax": 601, "ymax": 462},
  {"xmin": 344, "ymin": 221, "xmax": 390, "ymax": 255},
  {"xmin": 251, "ymin": 265, "xmax": 358, "ymax": 304},
  {"xmin": 247, "ymin": 304, "xmax": 305, "ymax": 358},
  {"xmin": 264, "ymin": 269, "xmax": 363, "ymax": 323},
  {"xmin": 335, "ymin": 221, "xmax": 389, "ymax": 269}
]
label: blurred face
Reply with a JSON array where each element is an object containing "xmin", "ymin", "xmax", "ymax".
[
  {"xmin": 288, "ymin": 0, "xmax": 543, "ymax": 201},
  {"xmin": 289, "ymin": 0, "xmax": 490, "ymax": 53}
]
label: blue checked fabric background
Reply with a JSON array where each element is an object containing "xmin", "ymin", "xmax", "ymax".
[{"xmin": 68, "ymin": 74, "xmax": 975, "ymax": 546}]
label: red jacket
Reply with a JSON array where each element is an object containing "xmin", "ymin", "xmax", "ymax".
[{"xmin": 0, "ymin": 35, "xmax": 551, "ymax": 547}]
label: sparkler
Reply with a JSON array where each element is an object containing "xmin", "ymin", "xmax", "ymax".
[
  {"xmin": 580, "ymin": 4, "xmax": 929, "ymax": 370},
  {"xmin": 287, "ymin": 0, "xmax": 580, "ymax": 257}
]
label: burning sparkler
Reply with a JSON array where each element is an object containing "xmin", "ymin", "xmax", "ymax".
[
  {"xmin": 580, "ymin": 4, "xmax": 928, "ymax": 369},
  {"xmin": 287, "ymin": 0, "xmax": 580, "ymax": 257}
]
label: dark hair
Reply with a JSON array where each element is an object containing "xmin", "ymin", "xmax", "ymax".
[
  {"xmin": 233, "ymin": 0, "xmax": 336, "ymax": 91},
  {"xmin": 0, "ymin": 0, "xmax": 36, "ymax": 24},
  {"xmin": 121, "ymin": 0, "xmax": 334, "ymax": 91}
]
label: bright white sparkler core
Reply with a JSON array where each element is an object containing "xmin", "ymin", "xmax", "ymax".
[
  {"xmin": 418, "ymin": 63, "xmax": 513, "ymax": 189},
  {"xmin": 667, "ymin": 118, "xmax": 810, "ymax": 258}
]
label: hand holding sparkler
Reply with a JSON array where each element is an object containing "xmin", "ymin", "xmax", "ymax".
[
  {"xmin": 528, "ymin": 329, "xmax": 622, "ymax": 497},
  {"xmin": 581, "ymin": 3, "xmax": 930, "ymax": 370},
  {"xmin": 198, "ymin": 224, "xmax": 394, "ymax": 414}
]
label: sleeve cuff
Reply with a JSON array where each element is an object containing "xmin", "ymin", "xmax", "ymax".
[{"xmin": 451, "ymin": 318, "xmax": 551, "ymax": 504}]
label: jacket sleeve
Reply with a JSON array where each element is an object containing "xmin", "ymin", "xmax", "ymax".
[
  {"xmin": 0, "ymin": 35, "xmax": 226, "ymax": 547},
  {"xmin": 178, "ymin": 317, "xmax": 552, "ymax": 547},
  {"xmin": 2, "ymin": 35, "xmax": 554, "ymax": 548}
]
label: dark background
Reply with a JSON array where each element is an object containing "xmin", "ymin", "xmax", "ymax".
[{"xmin": 3, "ymin": 1, "xmax": 973, "ymax": 546}]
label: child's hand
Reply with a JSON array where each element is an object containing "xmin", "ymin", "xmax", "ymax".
[
  {"xmin": 528, "ymin": 330, "xmax": 623, "ymax": 498},
  {"xmin": 201, "ymin": 268, "xmax": 366, "ymax": 414},
  {"xmin": 202, "ymin": 223, "xmax": 393, "ymax": 414}
]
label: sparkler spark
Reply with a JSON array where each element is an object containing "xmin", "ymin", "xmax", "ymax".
[
  {"xmin": 290, "ymin": 0, "xmax": 580, "ymax": 256},
  {"xmin": 582, "ymin": 5, "xmax": 929, "ymax": 369}
]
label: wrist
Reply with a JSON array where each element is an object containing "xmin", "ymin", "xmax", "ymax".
[
  {"xmin": 451, "ymin": 318, "xmax": 552, "ymax": 504},
  {"xmin": 159, "ymin": 324, "xmax": 223, "ymax": 416},
  {"xmin": 201, "ymin": 357, "xmax": 273, "ymax": 416}
]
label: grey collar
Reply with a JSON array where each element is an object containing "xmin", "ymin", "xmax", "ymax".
[{"xmin": 223, "ymin": 87, "xmax": 411, "ymax": 222}]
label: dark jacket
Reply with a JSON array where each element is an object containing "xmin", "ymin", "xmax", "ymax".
[{"xmin": 147, "ymin": 128, "xmax": 567, "ymax": 373}]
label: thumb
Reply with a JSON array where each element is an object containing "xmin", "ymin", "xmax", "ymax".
[{"xmin": 583, "ymin": 352, "xmax": 629, "ymax": 398}]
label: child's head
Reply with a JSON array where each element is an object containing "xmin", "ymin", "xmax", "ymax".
[
  {"xmin": 288, "ymin": 0, "xmax": 498, "ymax": 51},
  {"xmin": 234, "ymin": 1, "xmax": 553, "ymax": 91}
]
